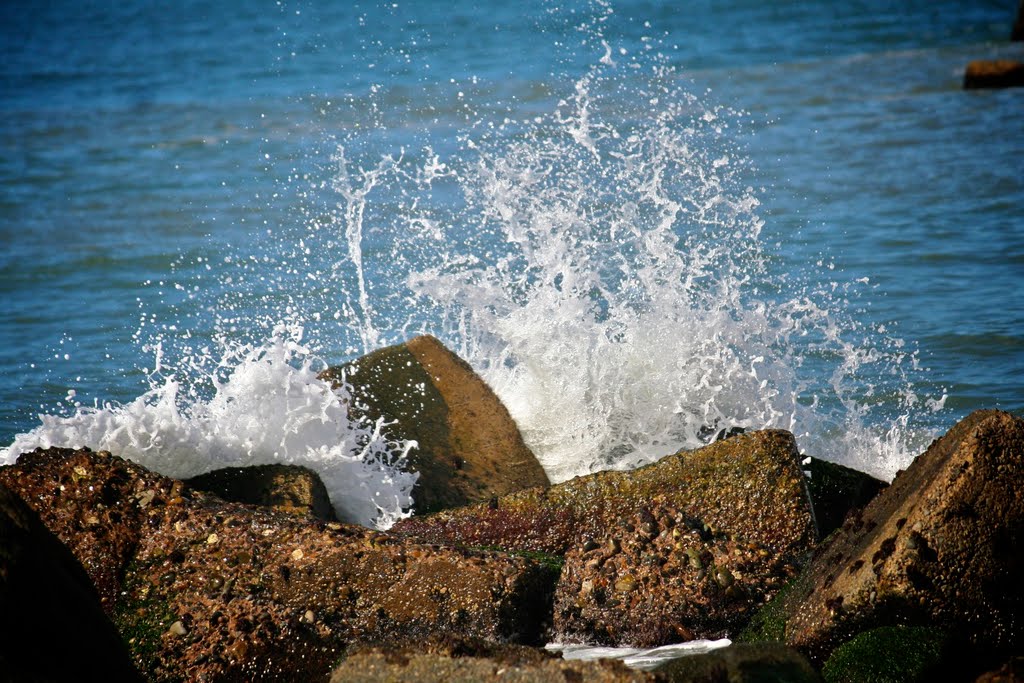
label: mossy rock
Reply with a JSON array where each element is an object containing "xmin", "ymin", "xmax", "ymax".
[
  {"xmin": 820, "ymin": 626, "xmax": 953, "ymax": 683},
  {"xmin": 321, "ymin": 335, "xmax": 549, "ymax": 514}
]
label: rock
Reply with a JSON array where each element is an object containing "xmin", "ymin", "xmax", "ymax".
[
  {"xmin": 320, "ymin": 335, "xmax": 549, "ymax": 514},
  {"xmin": 397, "ymin": 430, "xmax": 815, "ymax": 647},
  {"xmin": 184, "ymin": 463, "xmax": 337, "ymax": 521},
  {"xmin": 819, "ymin": 626, "xmax": 954, "ymax": 683},
  {"xmin": 395, "ymin": 430, "xmax": 815, "ymax": 559},
  {"xmin": 1013, "ymin": 0, "xmax": 1024, "ymax": 41},
  {"xmin": 803, "ymin": 458, "xmax": 887, "ymax": 539},
  {"xmin": 0, "ymin": 482, "xmax": 144, "ymax": 682},
  {"xmin": 976, "ymin": 657, "xmax": 1024, "ymax": 682},
  {"xmin": 329, "ymin": 636, "xmax": 654, "ymax": 683},
  {"xmin": 783, "ymin": 410, "xmax": 1024, "ymax": 666},
  {"xmin": 0, "ymin": 447, "xmax": 560, "ymax": 682},
  {"xmin": 963, "ymin": 60, "xmax": 1024, "ymax": 89},
  {"xmin": 651, "ymin": 642, "xmax": 822, "ymax": 683}
]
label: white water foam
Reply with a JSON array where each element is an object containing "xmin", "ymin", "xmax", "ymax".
[{"xmin": 1, "ymin": 326, "xmax": 418, "ymax": 529}]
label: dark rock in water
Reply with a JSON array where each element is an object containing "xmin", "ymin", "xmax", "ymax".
[
  {"xmin": 1013, "ymin": 0, "xmax": 1024, "ymax": 41},
  {"xmin": 320, "ymin": 334, "xmax": 549, "ymax": 514},
  {"xmin": 329, "ymin": 636, "xmax": 654, "ymax": 682},
  {"xmin": 963, "ymin": 60, "xmax": 1024, "ymax": 89},
  {"xmin": 783, "ymin": 410, "xmax": 1024, "ymax": 666},
  {"xmin": 651, "ymin": 642, "xmax": 822, "ymax": 683},
  {"xmin": 397, "ymin": 430, "xmax": 815, "ymax": 647},
  {"xmin": 185, "ymin": 463, "xmax": 337, "ymax": 521},
  {"xmin": 803, "ymin": 458, "xmax": 887, "ymax": 539},
  {"xmin": 819, "ymin": 626, "xmax": 954, "ymax": 683},
  {"xmin": 0, "ymin": 482, "xmax": 144, "ymax": 682},
  {"xmin": 0, "ymin": 447, "xmax": 559, "ymax": 682}
]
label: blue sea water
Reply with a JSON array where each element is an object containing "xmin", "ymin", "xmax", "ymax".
[{"xmin": 1, "ymin": 0, "xmax": 1022, "ymax": 521}]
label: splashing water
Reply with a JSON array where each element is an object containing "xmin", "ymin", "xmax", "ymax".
[
  {"xmin": 2, "ymin": 3, "xmax": 947, "ymax": 526},
  {"xmin": 1, "ymin": 326, "xmax": 418, "ymax": 529}
]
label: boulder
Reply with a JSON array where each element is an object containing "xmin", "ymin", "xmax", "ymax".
[
  {"xmin": 320, "ymin": 335, "xmax": 549, "ymax": 514},
  {"xmin": 0, "ymin": 447, "xmax": 560, "ymax": 682},
  {"xmin": 651, "ymin": 642, "xmax": 822, "ymax": 683},
  {"xmin": 818, "ymin": 626, "xmax": 954, "ymax": 683},
  {"xmin": 803, "ymin": 458, "xmax": 887, "ymax": 539},
  {"xmin": 0, "ymin": 482, "xmax": 144, "ymax": 682},
  {"xmin": 1013, "ymin": 0, "xmax": 1023, "ymax": 41},
  {"xmin": 328, "ymin": 637, "xmax": 654, "ymax": 683},
  {"xmin": 397, "ymin": 430, "xmax": 815, "ymax": 647},
  {"xmin": 184, "ymin": 463, "xmax": 336, "ymax": 522},
  {"xmin": 963, "ymin": 60, "xmax": 1024, "ymax": 89},
  {"xmin": 783, "ymin": 410, "xmax": 1024, "ymax": 665},
  {"xmin": 975, "ymin": 657, "xmax": 1024, "ymax": 682}
]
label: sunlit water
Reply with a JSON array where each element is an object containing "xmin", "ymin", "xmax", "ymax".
[{"xmin": 2, "ymin": 1, "xmax": 1022, "ymax": 536}]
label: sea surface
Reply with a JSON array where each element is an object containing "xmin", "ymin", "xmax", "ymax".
[{"xmin": 2, "ymin": 1, "xmax": 1023, "ymax": 529}]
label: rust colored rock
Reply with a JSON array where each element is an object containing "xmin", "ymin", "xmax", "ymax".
[
  {"xmin": 321, "ymin": 335, "xmax": 549, "ymax": 514},
  {"xmin": 185, "ymin": 463, "xmax": 337, "ymax": 521},
  {"xmin": 785, "ymin": 410, "xmax": 1024, "ymax": 665},
  {"xmin": 1, "ymin": 447, "xmax": 559, "ymax": 682},
  {"xmin": 396, "ymin": 429, "xmax": 815, "ymax": 560},
  {"xmin": 397, "ymin": 430, "xmax": 814, "ymax": 647},
  {"xmin": 964, "ymin": 60, "xmax": 1024, "ymax": 89},
  {"xmin": 651, "ymin": 642, "xmax": 822, "ymax": 683},
  {"xmin": 0, "ymin": 482, "xmax": 144, "ymax": 682},
  {"xmin": 329, "ymin": 637, "xmax": 654, "ymax": 683}
]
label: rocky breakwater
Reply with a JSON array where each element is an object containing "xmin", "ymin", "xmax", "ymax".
[
  {"xmin": 396, "ymin": 430, "xmax": 818, "ymax": 647},
  {"xmin": 743, "ymin": 410, "xmax": 1024, "ymax": 680},
  {"xmin": 320, "ymin": 335, "xmax": 550, "ymax": 514},
  {"xmin": 0, "ymin": 447, "xmax": 559, "ymax": 682}
]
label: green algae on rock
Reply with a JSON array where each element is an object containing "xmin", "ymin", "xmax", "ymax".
[
  {"xmin": 819, "ymin": 626, "xmax": 953, "ymax": 683},
  {"xmin": 320, "ymin": 334, "xmax": 549, "ymax": 515}
]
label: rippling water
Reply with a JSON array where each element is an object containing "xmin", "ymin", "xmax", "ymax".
[{"xmin": 2, "ymin": 1, "xmax": 1022, "ymax": 524}]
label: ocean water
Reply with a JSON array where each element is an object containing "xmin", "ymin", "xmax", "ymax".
[{"xmin": 2, "ymin": 0, "xmax": 1022, "ymax": 529}]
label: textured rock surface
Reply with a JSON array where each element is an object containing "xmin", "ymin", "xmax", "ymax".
[
  {"xmin": 785, "ymin": 410, "xmax": 1024, "ymax": 665},
  {"xmin": 185, "ymin": 463, "xmax": 337, "ymax": 521},
  {"xmin": 818, "ymin": 626, "xmax": 953, "ymax": 683},
  {"xmin": 396, "ymin": 430, "xmax": 815, "ymax": 559},
  {"xmin": 329, "ymin": 637, "xmax": 654, "ymax": 683},
  {"xmin": 963, "ymin": 59, "xmax": 1024, "ymax": 89},
  {"xmin": 0, "ymin": 482, "xmax": 144, "ymax": 682},
  {"xmin": 651, "ymin": 642, "xmax": 822, "ymax": 683},
  {"xmin": 321, "ymin": 334, "xmax": 549, "ymax": 514},
  {"xmin": 398, "ymin": 430, "xmax": 815, "ymax": 647},
  {"xmin": 0, "ymin": 447, "xmax": 559, "ymax": 682}
]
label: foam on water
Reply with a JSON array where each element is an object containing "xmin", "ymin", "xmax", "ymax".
[{"xmin": 1, "ymin": 325, "xmax": 418, "ymax": 529}]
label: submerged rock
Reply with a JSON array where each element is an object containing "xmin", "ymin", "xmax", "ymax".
[
  {"xmin": 781, "ymin": 410, "xmax": 1024, "ymax": 666},
  {"xmin": 651, "ymin": 642, "xmax": 822, "ymax": 683},
  {"xmin": 320, "ymin": 334, "xmax": 549, "ymax": 514},
  {"xmin": 329, "ymin": 636, "xmax": 654, "ymax": 683},
  {"xmin": 185, "ymin": 463, "xmax": 337, "ymax": 522},
  {"xmin": 0, "ymin": 447, "xmax": 559, "ymax": 682},
  {"xmin": 0, "ymin": 482, "xmax": 144, "ymax": 682},
  {"xmin": 397, "ymin": 430, "xmax": 815, "ymax": 647},
  {"xmin": 963, "ymin": 60, "xmax": 1024, "ymax": 89}
]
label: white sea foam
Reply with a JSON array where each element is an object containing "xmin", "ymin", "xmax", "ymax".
[{"xmin": 1, "ymin": 326, "xmax": 417, "ymax": 529}]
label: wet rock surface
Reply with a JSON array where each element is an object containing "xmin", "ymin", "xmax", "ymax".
[
  {"xmin": 651, "ymin": 642, "xmax": 822, "ymax": 683},
  {"xmin": 185, "ymin": 463, "xmax": 337, "ymax": 522},
  {"xmin": 320, "ymin": 334, "xmax": 549, "ymax": 514},
  {"xmin": 963, "ymin": 59, "xmax": 1024, "ymax": 89},
  {"xmin": 0, "ymin": 447, "xmax": 559, "ymax": 682},
  {"xmin": 0, "ymin": 481, "xmax": 144, "ymax": 682},
  {"xmin": 803, "ymin": 458, "xmax": 887, "ymax": 540},
  {"xmin": 396, "ymin": 430, "xmax": 815, "ymax": 647},
  {"xmin": 328, "ymin": 636, "xmax": 654, "ymax": 683},
  {"xmin": 783, "ymin": 410, "xmax": 1024, "ymax": 666}
]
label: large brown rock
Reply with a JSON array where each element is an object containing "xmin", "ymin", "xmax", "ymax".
[
  {"xmin": 328, "ymin": 637, "xmax": 654, "ymax": 683},
  {"xmin": 784, "ymin": 410, "xmax": 1024, "ymax": 665},
  {"xmin": 397, "ymin": 430, "xmax": 816, "ymax": 647},
  {"xmin": 0, "ymin": 482, "xmax": 144, "ymax": 682},
  {"xmin": 321, "ymin": 335, "xmax": 549, "ymax": 514},
  {"xmin": 0, "ymin": 447, "xmax": 559, "ymax": 682}
]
